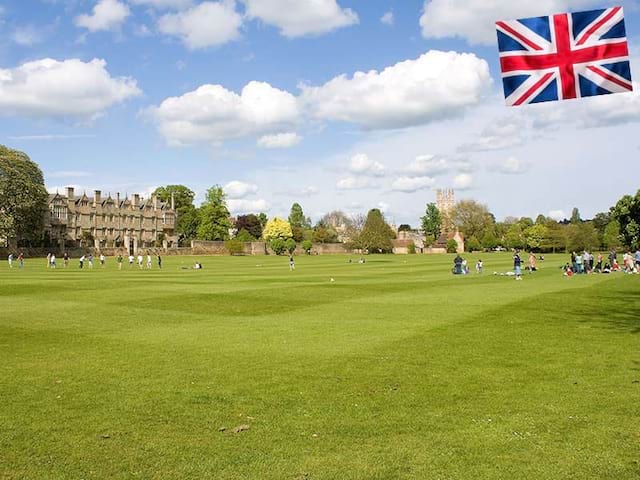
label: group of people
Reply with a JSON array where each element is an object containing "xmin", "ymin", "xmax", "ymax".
[
  {"xmin": 453, "ymin": 251, "xmax": 540, "ymax": 280},
  {"xmin": 118, "ymin": 253, "xmax": 163, "ymax": 270},
  {"xmin": 564, "ymin": 249, "xmax": 640, "ymax": 276},
  {"xmin": 7, "ymin": 252, "xmax": 164, "ymax": 271},
  {"xmin": 6, "ymin": 253, "xmax": 24, "ymax": 269}
]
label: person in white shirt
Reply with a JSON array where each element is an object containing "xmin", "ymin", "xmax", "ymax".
[
  {"xmin": 8, "ymin": 253, "xmax": 14, "ymax": 269},
  {"xmin": 99, "ymin": 254, "xmax": 106, "ymax": 268},
  {"xmin": 128, "ymin": 255, "xmax": 135, "ymax": 267},
  {"xmin": 146, "ymin": 254, "xmax": 152, "ymax": 269},
  {"xmin": 50, "ymin": 254, "xmax": 56, "ymax": 269},
  {"xmin": 137, "ymin": 254, "xmax": 143, "ymax": 269}
]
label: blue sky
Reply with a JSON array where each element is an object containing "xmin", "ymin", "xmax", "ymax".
[{"xmin": 0, "ymin": 0, "xmax": 639, "ymax": 225}]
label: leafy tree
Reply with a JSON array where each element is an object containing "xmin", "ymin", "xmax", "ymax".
[
  {"xmin": 504, "ymin": 223, "xmax": 525, "ymax": 250},
  {"xmin": 359, "ymin": 208, "xmax": 395, "ymax": 253},
  {"xmin": 312, "ymin": 222, "xmax": 338, "ymax": 243},
  {"xmin": 566, "ymin": 222, "xmax": 599, "ymax": 251},
  {"xmin": 345, "ymin": 213, "xmax": 366, "ymax": 250},
  {"xmin": 263, "ymin": 217, "xmax": 293, "ymax": 241},
  {"xmin": 197, "ymin": 186, "xmax": 232, "ymax": 241},
  {"xmin": 177, "ymin": 206, "xmax": 200, "ymax": 245},
  {"xmin": 450, "ymin": 200, "xmax": 494, "ymax": 240},
  {"xmin": 524, "ymin": 224, "xmax": 549, "ymax": 251},
  {"xmin": 0, "ymin": 145, "xmax": 48, "ymax": 245},
  {"xmin": 288, "ymin": 203, "xmax": 311, "ymax": 229},
  {"xmin": 603, "ymin": 219, "xmax": 623, "ymax": 250},
  {"xmin": 235, "ymin": 229, "xmax": 255, "ymax": 242},
  {"xmin": 285, "ymin": 238, "xmax": 297, "ymax": 254},
  {"xmin": 611, "ymin": 190, "xmax": 640, "ymax": 248},
  {"xmin": 542, "ymin": 221, "xmax": 565, "ymax": 253},
  {"xmin": 535, "ymin": 214, "xmax": 547, "ymax": 225},
  {"xmin": 407, "ymin": 242, "xmax": 417, "ymax": 254},
  {"xmin": 518, "ymin": 217, "xmax": 534, "ymax": 229},
  {"xmin": 235, "ymin": 214, "xmax": 263, "ymax": 239},
  {"xmin": 301, "ymin": 240, "xmax": 313, "ymax": 254},
  {"xmin": 154, "ymin": 185, "xmax": 198, "ymax": 244},
  {"xmin": 421, "ymin": 203, "xmax": 442, "ymax": 244},
  {"xmin": 481, "ymin": 230, "xmax": 499, "ymax": 250},
  {"xmin": 592, "ymin": 212, "xmax": 611, "ymax": 235},
  {"xmin": 446, "ymin": 239, "xmax": 458, "ymax": 254},
  {"xmin": 570, "ymin": 207, "xmax": 582, "ymax": 224},
  {"xmin": 291, "ymin": 226, "xmax": 305, "ymax": 242},
  {"xmin": 269, "ymin": 238, "xmax": 287, "ymax": 255},
  {"xmin": 257, "ymin": 212, "xmax": 268, "ymax": 228},
  {"xmin": 466, "ymin": 235, "xmax": 481, "ymax": 252}
]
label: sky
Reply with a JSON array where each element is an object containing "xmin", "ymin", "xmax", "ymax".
[{"xmin": 0, "ymin": 0, "xmax": 639, "ymax": 226}]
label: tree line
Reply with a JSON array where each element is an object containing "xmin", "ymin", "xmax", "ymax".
[{"xmin": 1, "ymin": 144, "xmax": 639, "ymax": 253}]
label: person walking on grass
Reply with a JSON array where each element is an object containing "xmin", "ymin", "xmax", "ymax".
[
  {"xmin": 289, "ymin": 254, "xmax": 295, "ymax": 271},
  {"xmin": 63, "ymin": 252, "xmax": 69, "ymax": 268},
  {"xmin": 137, "ymin": 254, "xmax": 143, "ymax": 269},
  {"xmin": 18, "ymin": 253, "xmax": 24, "ymax": 268},
  {"xmin": 50, "ymin": 253, "xmax": 56, "ymax": 269},
  {"xmin": 146, "ymin": 253, "xmax": 152, "ymax": 270},
  {"xmin": 476, "ymin": 259, "xmax": 483, "ymax": 274},
  {"xmin": 88, "ymin": 254, "xmax": 94, "ymax": 270},
  {"xmin": 79, "ymin": 255, "xmax": 85, "ymax": 269},
  {"xmin": 157, "ymin": 254, "xmax": 162, "ymax": 270},
  {"xmin": 128, "ymin": 254, "xmax": 134, "ymax": 268},
  {"xmin": 528, "ymin": 252, "xmax": 536, "ymax": 272},
  {"xmin": 514, "ymin": 250, "xmax": 523, "ymax": 280},
  {"xmin": 117, "ymin": 253, "xmax": 123, "ymax": 270},
  {"xmin": 8, "ymin": 253, "xmax": 13, "ymax": 269},
  {"xmin": 99, "ymin": 254, "xmax": 105, "ymax": 268}
]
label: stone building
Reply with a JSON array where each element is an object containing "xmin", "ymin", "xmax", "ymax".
[{"xmin": 46, "ymin": 187, "xmax": 178, "ymax": 254}]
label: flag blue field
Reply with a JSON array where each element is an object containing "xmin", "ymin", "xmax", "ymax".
[{"xmin": 497, "ymin": 7, "xmax": 633, "ymax": 106}]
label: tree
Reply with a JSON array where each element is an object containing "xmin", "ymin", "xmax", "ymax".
[
  {"xmin": 263, "ymin": 217, "xmax": 293, "ymax": 241},
  {"xmin": 446, "ymin": 239, "xmax": 458, "ymax": 253},
  {"xmin": 312, "ymin": 221, "xmax": 338, "ymax": 243},
  {"xmin": 481, "ymin": 230, "xmax": 499, "ymax": 250},
  {"xmin": 235, "ymin": 229, "xmax": 255, "ymax": 242},
  {"xmin": 603, "ymin": 219, "xmax": 623, "ymax": 250},
  {"xmin": 466, "ymin": 235, "xmax": 481, "ymax": 252},
  {"xmin": 542, "ymin": 220, "xmax": 565, "ymax": 253},
  {"xmin": 345, "ymin": 213, "xmax": 366, "ymax": 250},
  {"xmin": 566, "ymin": 222, "xmax": 599, "ymax": 252},
  {"xmin": 359, "ymin": 208, "xmax": 395, "ymax": 253},
  {"xmin": 285, "ymin": 238, "xmax": 297, "ymax": 254},
  {"xmin": 235, "ymin": 214, "xmax": 263, "ymax": 239},
  {"xmin": 0, "ymin": 145, "xmax": 48, "ymax": 245},
  {"xmin": 450, "ymin": 200, "xmax": 494, "ymax": 240},
  {"xmin": 535, "ymin": 214, "xmax": 547, "ymax": 225},
  {"xmin": 524, "ymin": 224, "xmax": 549, "ymax": 251},
  {"xmin": 197, "ymin": 186, "xmax": 232, "ymax": 241},
  {"xmin": 592, "ymin": 212, "xmax": 611, "ymax": 235},
  {"xmin": 421, "ymin": 203, "xmax": 442, "ymax": 244},
  {"xmin": 257, "ymin": 212, "xmax": 268, "ymax": 228},
  {"xmin": 302, "ymin": 240, "xmax": 313, "ymax": 254},
  {"xmin": 504, "ymin": 223, "xmax": 525, "ymax": 250},
  {"xmin": 177, "ymin": 207, "xmax": 200, "ymax": 245},
  {"xmin": 288, "ymin": 203, "xmax": 311, "ymax": 229},
  {"xmin": 570, "ymin": 207, "xmax": 582, "ymax": 224},
  {"xmin": 611, "ymin": 190, "xmax": 640, "ymax": 248},
  {"xmin": 154, "ymin": 185, "xmax": 198, "ymax": 245}
]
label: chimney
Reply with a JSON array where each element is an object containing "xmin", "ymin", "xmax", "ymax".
[
  {"xmin": 66, "ymin": 186, "xmax": 75, "ymax": 201},
  {"xmin": 152, "ymin": 194, "xmax": 158, "ymax": 211},
  {"xmin": 94, "ymin": 190, "xmax": 101, "ymax": 207},
  {"xmin": 116, "ymin": 192, "xmax": 120, "ymax": 208},
  {"xmin": 133, "ymin": 194, "xmax": 140, "ymax": 208},
  {"xmin": 171, "ymin": 192, "xmax": 175, "ymax": 210}
]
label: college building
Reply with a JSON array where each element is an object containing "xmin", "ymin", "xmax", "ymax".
[{"xmin": 46, "ymin": 187, "xmax": 178, "ymax": 254}]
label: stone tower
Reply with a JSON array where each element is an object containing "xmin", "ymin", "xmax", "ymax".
[{"xmin": 436, "ymin": 189, "xmax": 455, "ymax": 233}]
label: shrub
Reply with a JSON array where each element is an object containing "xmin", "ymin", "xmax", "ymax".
[
  {"xmin": 407, "ymin": 242, "xmax": 416, "ymax": 254},
  {"xmin": 235, "ymin": 228, "xmax": 255, "ymax": 242},
  {"xmin": 269, "ymin": 238, "xmax": 287, "ymax": 255},
  {"xmin": 225, "ymin": 239, "xmax": 244, "ymax": 256},
  {"xmin": 466, "ymin": 235, "xmax": 481, "ymax": 252},
  {"xmin": 446, "ymin": 239, "xmax": 458, "ymax": 254},
  {"xmin": 302, "ymin": 240, "xmax": 313, "ymax": 254},
  {"xmin": 285, "ymin": 238, "xmax": 297, "ymax": 254}
]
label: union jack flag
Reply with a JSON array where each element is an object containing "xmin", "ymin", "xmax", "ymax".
[{"xmin": 497, "ymin": 7, "xmax": 633, "ymax": 106}]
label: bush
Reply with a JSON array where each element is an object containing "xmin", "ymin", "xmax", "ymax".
[
  {"xmin": 407, "ymin": 242, "xmax": 416, "ymax": 254},
  {"xmin": 285, "ymin": 238, "xmax": 297, "ymax": 254},
  {"xmin": 235, "ymin": 228, "xmax": 255, "ymax": 242},
  {"xmin": 446, "ymin": 239, "xmax": 458, "ymax": 254},
  {"xmin": 269, "ymin": 238, "xmax": 287, "ymax": 255},
  {"xmin": 302, "ymin": 240, "xmax": 313, "ymax": 254},
  {"xmin": 225, "ymin": 239, "xmax": 244, "ymax": 256}
]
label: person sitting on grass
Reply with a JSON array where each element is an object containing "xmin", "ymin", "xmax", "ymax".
[
  {"xmin": 193, "ymin": 262, "xmax": 202, "ymax": 270},
  {"xmin": 453, "ymin": 254, "xmax": 463, "ymax": 275},
  {"xmin": 602, "ymin": 263, "xmax": 612, "ymax": 274}
]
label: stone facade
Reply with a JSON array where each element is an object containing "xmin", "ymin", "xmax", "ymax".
[{"xmin": 46, "ymin": 187, "xmax": 177, "ymax": 254}]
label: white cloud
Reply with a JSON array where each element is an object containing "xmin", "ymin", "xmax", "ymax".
[
  {"xmin": 420, "ymin": 0, "xmax": 598, "ymax": 45},
  {"xmin": 453, "ymin": 173, "xmax": 473, "ymax": 190},
  {"xmin": 491, "ymin": 157, "xmax": 530, "ymax": 175},
  {"xmin": 228, "ymin": 198, "xmax": 270, "ymax": 214},
  {"xmin": 405, "ymin": 154, "xmax": 449, "ymax": 176},
  {"xmin": 11, "ymin": 25, "xmax": 44, "ymax": 45},
  {"xmin": 390, "ymin": 176, "xmax": 435, "ymax": 193},
  {"xmin": 380, "ymin": 10, "xmax": 394, "ymax": 26},
  {"xmin": 348, "ymin": 153, "xmax": 385, "ymax": 176},
  {"xmin": 158, "ymin": 1, "xmax": 242, "ymax": 49},
  {"xmin": 224, "ymin": 180, "xmax": 258, "ymax": 199},
  {"xmin": 75, "ymin": 0, "xmax": 131, "ymax": 32},
  {"xmin": 548, "ymin": 210, "xmax": 567, "ymax": 221},
  {"xmin": 242, "ymin": 0, "xmax": 358, "ymax": 37},
  {"xmin": 458, "ymin": 115, "xmax": 526, "ymax": 152},
  {"xmin": 302, "ymin": 50, "xmax": 491, "ymax": 130},
  {"xmin": 130, "ymin": 0, "xmax": 193, "ymax": 8},
  {"xmin": 336, "ymin": 176, "xmax": 373, "ymax": 190},
  {"xmin": 148, "ymin": 81, "xmax": 299, "ymax": 145},
  {"xmin": 0, "ymin": 58, "xmax": 141, "ymax": 119},
  {"xmin": 257, "ymin": 132, "xmax": 301, "ymax": 149}
]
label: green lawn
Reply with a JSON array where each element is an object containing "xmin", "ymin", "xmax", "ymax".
[{"xmin": 0, "ymin": 253, "xmax": 638, "ymax": 479}]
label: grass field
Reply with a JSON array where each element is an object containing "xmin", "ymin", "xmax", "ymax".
[{"xmin": 0, "ymin": 253, "xmax": 639, "ymax": 479}]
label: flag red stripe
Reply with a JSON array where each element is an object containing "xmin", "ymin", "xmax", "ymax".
[
  {"xmin": 587, "ymin": 65, "xmax": 633, "ymax": 90},
  {"xmin": 513, "ymin": 72, "xmax": 555, "ymax": 106},
  {"xmin": 576, "ymin": 7, "xmax": 621, "ymax": 46},
  {"xmin": 496, "ymin": 21, "xmax": 543, "ymax": 51},
  {"xmin": 500, "ymin": 42, "xmax": 629, "ymax": 71},
  {"xmin": 553, "ymin": 14, "xmax": 576, "ymax": 99}
]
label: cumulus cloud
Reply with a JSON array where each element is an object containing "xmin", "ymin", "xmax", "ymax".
[
  {"xmin": 158, "ymin": 1, "xmax": 242, "ymax": 49},
  {"xmin": 420, "ymin": 0, "xmax": 598, "ymax": 45},
  {"xmin": 147, "ymin": 81, "xmax": 299, "ymax": 145},
  {"xmin": 348, "ymin": 153, "xmax": 385, "ymax": 176},
  {"xmin": 490, "ymin": 157, "xmax": 530, "ymax": 175},
  {"xmin": 458, "ymin": 115, "xmax": 527, "ymax": 152},
  {"xmin": 75, "ymin": 0, "xmax": 131, "ymax": 32},
  {"xmin": 380, "ymin": 11, "xmax": 394, "ymax": 26},
  {"xmin": 0, "ymin": 58, "xmax": 141, "ymax": 119},
  {"xmin": 336, "ymin": 176, "xmax": 374, "ymax": 190},
  {"xmin": 405, "ymin": 154, "xmax": 450, "ymax": 176},
  {"xmin": 548, "ymin": 210, "xmax": 567, "ymax": 221},
  {"xmin": 228, "ymin": 198, "xmax": 270, "ymax": 214},
  {"xmin": 11, "ymin": 25, "xmax": 45, "ymax": 46},
  {"xmin": 224, "ymin": 180, "xmax": 258, "ymax": 199},
  {"xmin": 453, "ymin": 173, "xmax": 473, "ymax": 190},
  {"xmin": 390, "ymin": 176, "xmax": 435, "ymax": 193},
  {"xmin": 257, "ymin": 132, "xmax": 301, "ymax": 149},
  {"xmin": 301, "ymin": 50, "xmax": 491, "ymax": 130},
  {"xmin": 242, "ymin": 0, "xmax": 358, "ymax": 37}
]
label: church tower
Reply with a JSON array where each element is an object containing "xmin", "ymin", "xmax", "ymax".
[{"xmin": 436, "ymin": 189, "xmax": 455, "ymax": 232}]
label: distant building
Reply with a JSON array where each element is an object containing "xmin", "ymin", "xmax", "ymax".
[{"xmin": 46, "ymin": 187, "xmax": 178, "ymax": 254}]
